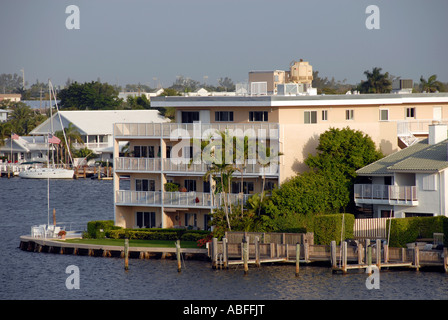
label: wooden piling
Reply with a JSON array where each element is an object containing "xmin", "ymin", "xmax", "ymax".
[
  {"xmin": 367, "ymin": 242, "xmax": 372, "ymax": 275},
  {"xmin": 243, "ymin": 237, "xmax": 249, "ymax": 275},
  {"xmin": 254, "ymin": 237, "xmax": 260, "ymax": 267},
  {"xmin": 357, "ymin": 242, "xmax": 363, "ymax": 264},
  {"xmin": 444, "ymin": 248, "xmax": 448, "ymax": 273},
  {"xmin": 341, "ymin": 241, "xmax": 347, "ymax": 274},
  {"xmin": 212, "ymin": 238, "xmax": 218, "ymax": 269},
  {"xmin": 176, "ymin": 240, "xmax": 181, "ymax": 272},
  {"xmin": 330, "ymin": 241, "xmax": 337, "ymax": 270},
  {"xmin": 295, "ymin": 243, "xmax": 301, "ymax": 277},
  {"xmin": 414, "ymin": 245, "xmax": 420, "ymax": 271},
  {"xmin": 376, "ymin": 239, "xmax": 382, "ymax": 270},
  {"xmin": 222, "ymin": 237, "xmax": 228, "ymax": 269},
  {"xmin": 124, "ymin": 238, "xmax": 129, "ymax": 271}
]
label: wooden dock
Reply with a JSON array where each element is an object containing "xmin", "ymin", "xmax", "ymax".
[
  {"xmin": 19, "ymin": 236, "xmax": 208, "ymax": 260},
  {"xmin": 208, "ymin": 235, "xmax": 448, "ymax": 274},
  {"xmin": 74, "ymin": 166, "xmax": 113, "ymax": 179}
]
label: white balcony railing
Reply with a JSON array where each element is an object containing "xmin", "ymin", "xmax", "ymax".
[
  {"xmin": 396, "ymin": 119, "xmax": 448, "ymax": 136},
  {"xmin": 115, "ymin": 190, "xmax": 251, "ymax": 208},
  {"xmin": 115, "ymin": 157, "xmax": 162, "ymax": 172},
  {"xmin": 114, "ymin": 157, "xmax": 279, "ymax": 175},
  {"xmin": 114, "ymin": 122, "xmax": 279, "ymax": 139},
  {"xmin": 354, "ymin": 184, "xmax": 418, "ymax": 205}
]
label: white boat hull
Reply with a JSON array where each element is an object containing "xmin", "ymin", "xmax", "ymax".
[{"xmin": 19, "ymin": 168, "xmax": 74, "ymax": 179}]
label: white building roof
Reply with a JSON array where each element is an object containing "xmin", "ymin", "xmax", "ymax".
[{"xmin": 30, "ymin": 110, "xmax": 170, "ymax": 136}]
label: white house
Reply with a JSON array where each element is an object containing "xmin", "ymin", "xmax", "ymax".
[
  {"xmin": 30, "ymin": 110, "xmax": 170, "ymax": 161},
  {"xmin": 354, "ymin": 123, "xmax": 448, "ymax": 218},
  {"xmin": 0, "ymin": 135, "xmax": 49, "ymax": 163}
]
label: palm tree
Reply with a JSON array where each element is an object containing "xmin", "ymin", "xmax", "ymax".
[
  {"xmin": 359, "ymin": 67, "xmax": 392, "ymax": 93},
  {"xmin": 420, "ymin": 74, "xmax": 443, "ymax": 93},
  {"xmin": 55, "ymin": 122, "xmax": 83, "ymax": 166},
  {"xmin": 0, "ymin": 122, "xmax": 12, "ymax": 147}
]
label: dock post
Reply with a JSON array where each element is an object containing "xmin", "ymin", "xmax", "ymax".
[
  {"xmin": 176, "ymin": 239, "xmax": 181, "ymax": 272},
  {"xmin": 243, "ymin": 237, "xmax": 249, "ymax": 275},
  {"xmin": 211, "ymin": 238, "xmax": 218, "ymax": 269},
  {"xmin": 384, "ymin": 242, "xmax": 389, "ymax": 264},
  {"xmin": 376, "ymin": 239, "xmax": 382, "ymax": 270},
  {"xmin": 254, "ymin": 236, "xmax": 260, "ymax": 267},
  {"xmin": 357, "ymin": 242, "xmax": 363, "ymax": 264},
  {"xmin": 304, "ymin": 240, "xmax": 309, "ymax": 262},
  {"xmin": 295, "ymin": 243, "xmax": 301, "ymax": 277},
  {"xmin": 414, "ymin": 245, "xmax": 420, "ymax": 271},
  {"xmin": 444, "ymin": 247, "xmax": 448, "ymax": 273},
  {"xmin": 124, "ymin": 238, "xmax": 129, "ymax": 271},
  {"xmin": 222, "ymin": 237, "xmax": 228, "ymax": 269},
  {"xmin": 342, "ymin": 241, "xmax": 347, "ymax": 274},
  {"xmin": 367, "ymin": 242, "xmax": 372, "ymax": 275},
  {"xmin": 330, "ymin": 240, "xmax": 337, "ymax": 270}
]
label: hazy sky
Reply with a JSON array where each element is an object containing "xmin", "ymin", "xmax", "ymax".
[{"xmin": 1, "ymin": 0, "xmax": 447, "ymax": 88}]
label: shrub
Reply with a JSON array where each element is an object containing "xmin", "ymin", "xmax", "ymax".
[
  {"xmin": 106, "ymin": 228, "xmax": 210, "ymax": 242},
  {"xmin": 86, "ymin": 220, "xmax": 120, "ymax": 239},
  {"xmin": 388, "ymin": 216, "xmax": 447, "ymax": 247},
  {"xmin": 313, "ymin": 214, "xmax": 355, "ymax": 245}
]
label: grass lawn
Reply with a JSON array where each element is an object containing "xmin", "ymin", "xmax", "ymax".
[{"xmin": 63, "ymin": 238, "xmax": 201, "ymax": 249}]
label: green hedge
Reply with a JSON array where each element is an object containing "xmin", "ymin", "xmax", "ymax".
[
  {"xmin": 107, "ymin": 228, "xmax": 210, "ymax": 241},
  {"xmin": 313, "ymin": 214, "xmax": 355, "ymax": 245},
  {"xmin": 388, "ymin": 216, "xmax": 448, "ymax": 248},
  {"xmin": 86, "ymin": 220, "xmax": 120, "ymax": 239}
]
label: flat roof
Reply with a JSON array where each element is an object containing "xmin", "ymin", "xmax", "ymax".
[{"xmin": 151, "ymin": 93, "xmax": 448, "ymax": 108}]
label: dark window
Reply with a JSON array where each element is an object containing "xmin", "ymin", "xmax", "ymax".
[
  {"xmin": 181, "ymin": 111, "xmax": 200, "ymax": 123},
  {"xmin": 136, "ymin": 211, "xmax": 156, "ymax": 228},
  {"xmin": 136, "ymin": 179, "xmax": 155, "ymax": 191},
  {"xmin": 215, "ymin": 111, "xmax": 234, "ymax": 122},
  {"xmin": 184, "ymin": 179, "xmax": 197, "ymax": 192},
  {"xmin": 249, "ymin": 111, "xmax": 268, "ymax": 122}
]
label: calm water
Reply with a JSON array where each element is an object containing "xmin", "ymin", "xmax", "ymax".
[{"xmin": 1, "ymin": 177, "xmax": 447, "ymax": 301}]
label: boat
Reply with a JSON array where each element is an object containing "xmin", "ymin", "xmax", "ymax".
[
  {"xmin": 19, "ymin": 80, "xmax": 75, "ymax": 179},
  {"xmin": 19, "ymin": 167, "xmax": 74, "ymax": 179}
]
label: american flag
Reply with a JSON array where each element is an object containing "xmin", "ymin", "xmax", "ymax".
[
  {"xmin": 48, "ymin": 134, "xmax": 61, "ymax": 144},
  {"xmin": 11, "ymin": 133, "xmax": 19, "ymax": 140}
]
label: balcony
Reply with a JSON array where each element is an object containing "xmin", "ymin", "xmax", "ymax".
[
  {"xmin": 354, "ymin": 184, "xmax": 418, "ymax": 206},
  {"xmin": 115, "ymin": 190, "xmax": 251, "ymax": 208},
  {"xmin": 114, "ymin": 157, "xmax": 279, "ymax": 176},
  {"xmin": 115, "ymin": 157, "xmax": 161, "ymax": 172},
  {"xmin": 114, "ymin": 122, "xmax": 280, "ymax": 139}
]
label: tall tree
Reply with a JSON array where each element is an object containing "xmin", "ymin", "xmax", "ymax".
[
  {"xmin": 420, "ymin": 74, "xmax": 444, "ymax": 93},
  {"xmin": 58, "ymin": 81, "xmax": 122, "ymax": 110},
  {"xmin": 358, "ymin": 67, "xmax": 392, "ymax": 93}
]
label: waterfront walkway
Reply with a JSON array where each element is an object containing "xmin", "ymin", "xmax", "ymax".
[{"xmin": 19, "ymin": 236, "xmax": 208, "ymax": 260}]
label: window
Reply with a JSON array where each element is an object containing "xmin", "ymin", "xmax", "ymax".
[
  {"xmin": 135, "ymin": 179, "xmax": 155, "ymax": 192},
  {"xmin": 134, "ymin": 146, "xmax": 147, "ymax": 158},
  {"xmin": 322, "ymin": 110, "xmax": 328, "ymax": 121},
  {"xmin": 204, "ymin": 214, "xmax": 211, "ymax": 231},
  {"xmin": 203, "ymin": 181, "xmax": 210, "ymax": 193},
  {"xmin": 346, "ymin": 109, "xmax": 354, "ymax": 120},
  {"xmin": 136, "ymin": 211, "xmax": 156, "ymax": 228},
  {"xmin": 304, "ymin": 111, "xmax": 317, "ymax": 124},
  {"xmin": 231, "ymin": 181, "xmax": 254, "ymax": 194},
  {"xmin": 249, "ymin": 111, "xmax": 268, "ymax": 122},
  {"xmin": 406, "ymin": 108, "xmax": 416, "ymax": 118},
  {"xmin": 423, "ymin": 174, "xmax": 437, "ymax": 191},
  {"xmin": 181, "ymin": 111, "xmax": 200, "ymax": 123},
  {"xmin": 215, "ymin": 111, "xmax": 234, "ymax": 122},
  {"xmin": 185, "ymin": 213, "xmax": 197, "ymax": 227},
  {"xmin": 166, "ymin": 146, "xmax": 172, "ymax": 159},
  {"xmin": 380, "ymin": 109, "xmax": 389, "ymax": 121},
  {"xmin": 184, "ymin": 179, "xmax": 197, "ymax": 192}
]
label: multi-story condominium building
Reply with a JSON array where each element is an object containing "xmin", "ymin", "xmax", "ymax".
[
  {"xmin": 113, "ymin": 93, "xmax": 448, "ymax": 229},
  {"xmin": 355, "ymin": 123, "xmax": 448, "ymax": 218}
]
